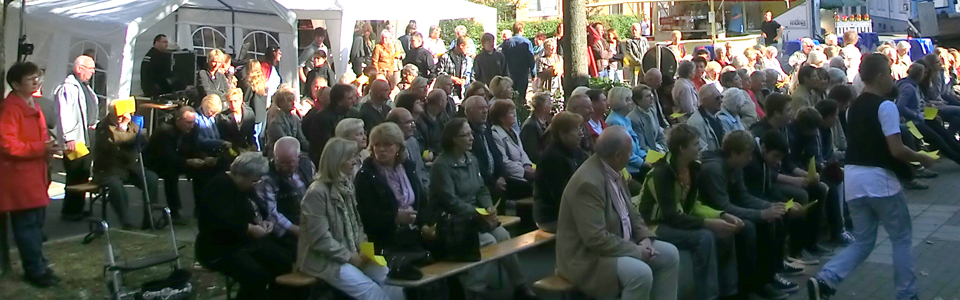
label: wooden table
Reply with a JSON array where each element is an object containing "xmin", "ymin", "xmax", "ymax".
[{"xmin": 140, "ymin": 103, "xmax": 177, "ymax": 134}]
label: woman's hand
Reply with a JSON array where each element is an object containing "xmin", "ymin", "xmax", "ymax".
[
  {"xmin": 396, "ymin": 208, "xmax": 418, "ymax": 225},
  {"xmin": 421, "ymin": 224, "xmax": 437, "ymax": 241},
  {"xmin": 349, "ymin": 252, "xmax": 369, "ymax": 268},
  {"xmin": 247, "ymin": 223, "xmax": 268, "ymax": 239}
]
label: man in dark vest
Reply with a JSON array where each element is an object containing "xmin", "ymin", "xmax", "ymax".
[
  {"xmin": 807, "ymin": 53, "xmax": 936, "ymax": 300},
  {"xmin": 256, "ymin": 136, "xmax": 316, "ymax": 250}
]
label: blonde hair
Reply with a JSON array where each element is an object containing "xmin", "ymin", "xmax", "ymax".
[
  {"xmin": 335, "ymin": 118, "xmax": 365, "ymax": 140},
  {"xmin": 201, "ymin": 94, "xmax": 222, "ymax": 114},
  {"xmin": 489, "ymin": 76, "xmax": 514, "ymax": 99},
  {"xmin": 226, "ymin": 88, "xmax": 243, "ymax": 101},
  {"xmin": 316, "ymin": 138, "xmax": 359, "ymax": 183},
  {"xmin": 244, "ymin": 59, "xmax": 266, "ymax": 96},
  {"xmin": 271, "ymin": 84, "xmax": 298, "ymax": 107},
  {"xmin": 368, "ymin": 122, "xmax": 407, "ymax": 164},
  {"xmin": 207, "ymin": 49, "xmax": 224, "ymax": 66},
  {"xmin": 607, "ymin": 86, "xmax": 633, "ymax": 112}
]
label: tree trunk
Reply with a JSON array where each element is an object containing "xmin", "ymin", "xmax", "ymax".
[
  {"xmin": 561, "ymin": 0, "xmax": 588, "ymax": 98},
  {"xmin": 1, "ymin": 0, "xmax": 9, "ymax": 96}
]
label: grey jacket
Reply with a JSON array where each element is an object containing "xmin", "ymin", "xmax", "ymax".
[
  {"xmin": 491, "ymin": 125, "xmax": 533, "ymax": 182},
  {"xmin": 698, "ymin": 152, "xmax": 772, "ymax": 222},
  {"xmin": 686, "ymin": 109, "xmax": 722, "ymax": 152},
  {"xmin": 672, "ymin": 78, "xmax": 698, "ymax": 114},
  {"xmin": 430, "ymin": 152, "xmax": 493, "ymax": 215},
  {"xmin": 405, "ymin": 136, "xmax": 431, "ymax": 188},
  {"xmin": 626, "ymin": 106, "xmax": 666, "ymax": 152},
  {"xmin": 55, "ymin": 74, "xmax": 99, "ymax": 145},
  {"xmin": 295, "ymin": 180, "xmax": 365, "ymax": 279}
]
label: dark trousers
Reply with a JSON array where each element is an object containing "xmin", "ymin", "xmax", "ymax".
[
  {"xmin": 656, "ymin": 224, "xmax": 738, "ymax": 300},
  {"xmin": 99, "ymin": 168, "xmax": 160, "ymax": 227},
  {"xmin": 61, "ymin": 156, "xmax": 92, "ymax": 216},
  {"xmin": 503, "ymin": 178, "xmax": 533, "ymax": 200},
  {"xmin": 206, "ymin": 238, "xmax": 302, "ymax": 300},
  {"xmin": 917, "ymin": 120, "xmax": 960, "ymax": 163},
  {"xmin": 774, "ymin": 182, "xmax": 826, "ymax": 255},
  {"xmin": 10, "ymin": 207, "xmax": 48, "ymax": 277},
  {"xmin": 510, "ymin": 71, "xmax": 530, "ymax": 101},
  {"xmin": 735, "ymin": 220, "xmax": 761, "ymax": 295},
  {"xmin": 823, "ymin": 179, "xmax": 848, "ymax": 240},
  {"xmin": 157, "ymin": 173, "xmax": 183, "ymax": 212}
]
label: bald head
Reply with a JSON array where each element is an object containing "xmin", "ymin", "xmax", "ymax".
[
  {"xmin": 644, "ymin": 68, "xmax": 663, "ymax": 89},
  {"xmin": 595, "ymin": 126, "xmax": 632, "ymax": 169},
  {"xmin": 427, "ymin": 89, "xmax": 447, "ymax": 105},
  {"xmin": 74, "ymin": 55, "xmax": 95, "ymax": 83},
  {"xmin": 386, "ymin": 107, "xmax": 415, "ymax": 137},
  {"xmin": 370, "ymin": 79, "xmax": 391, "ymax": 102}
]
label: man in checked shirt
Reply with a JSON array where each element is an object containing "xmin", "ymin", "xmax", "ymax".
[{"xmin": 256, "ymin": 137, "xmax": 316, "ymax": 250}]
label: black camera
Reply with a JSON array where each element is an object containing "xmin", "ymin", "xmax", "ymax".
[{"xmin": 18, "ymin": 42, "xmax": 34, "ymax": 57}]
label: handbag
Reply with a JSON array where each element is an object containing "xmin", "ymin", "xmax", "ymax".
[
  {"xmin": 434, "ymin": 212, "xmax": 481, "ymax": 262},
  {"xmin": 384, "ymin": 225, "xmax": 434, "ymax": 280}
]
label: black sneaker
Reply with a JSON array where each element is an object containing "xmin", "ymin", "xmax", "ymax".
[
  {"xmin": 772, "ymin": 274, "xmax": 799, "ymax": 293},
  {"xmin": 916, "ymin": 167, "xmax": 938, "ymax": 178},
  {"xmin": 807, "ymin": 277, "xmax": 836, "ymax": 300},
  {"xmin": 778, "ymin": 260, "xmax": 805, "ymax": 276},
  {"xmin": 807, "ymin": 244, "xmax": 835, "ymax": 258},
  {"xmin": 903, "ymin": 179, "xmax": 929, "ymax": 190},
  {"xmin": 755, "ymin": 283, "xmax": 789, "ymax": 299},
  {"xmin": 24, "ymin": 271, "xmax": 60, "ymax": 288}
]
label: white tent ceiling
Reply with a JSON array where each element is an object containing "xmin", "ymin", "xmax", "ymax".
[{"xmin": 277, "ymin": 0, "xmax": 498, "ymax": 79}]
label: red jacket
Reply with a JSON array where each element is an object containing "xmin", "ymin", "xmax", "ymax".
[{"xmin": 0, "ymin": 93, "xmax": 51, "ymax": 213}]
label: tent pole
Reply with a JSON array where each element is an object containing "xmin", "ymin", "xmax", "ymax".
[{"xmin": 215, "ymin": 0, "xmax": 237, "ymax": 55}]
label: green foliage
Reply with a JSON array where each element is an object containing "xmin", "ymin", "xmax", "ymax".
[
  {"xmin": 588, "ymin": 77, "xmax": 628, "ymax": 93},
  {"xmin": 590, "ymin": 14, "xmax": 641, "ymax": 39},
  {"xmin": 496, "ymin": 14, "xmax": 640, "ymax": 40},
  {"xmin": 439, "ymin": 19, "xmax": 486, "ymax": 45}
]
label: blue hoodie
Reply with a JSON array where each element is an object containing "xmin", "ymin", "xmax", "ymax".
[{"xmin": 896, "ymin": 77, "xmax": 924, "ymax": 122}]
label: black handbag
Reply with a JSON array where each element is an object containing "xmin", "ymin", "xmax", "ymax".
[
  {"xmin": 384, "ymin": 225, "xmax": 434, "ymax": 280},
  {"xmin": 434, "ymin": 212, "xmax": 481, "ymax": 262}
]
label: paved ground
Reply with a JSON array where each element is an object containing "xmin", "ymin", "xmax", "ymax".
[{"xmin": 6, "ymin": 158, "xmax": 960, "ymax": 300}]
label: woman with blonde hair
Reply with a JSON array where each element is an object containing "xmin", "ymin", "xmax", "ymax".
[
  {"xmin": 372, "ymin": 29, "xmax": 403, "ymax": 88},
  {"xmin": 218, "ymin": 88, "xmax": 257, "ymax": 152},
  {"xmin": 335, "ymin": 118, "xmax": 368, "ymax": 175},
  {"xmin": 603, "ymin": 86, "xmax": 646, "ymax": 176},
  {"xmin": 265, "ymin": 86, "xmax": 309, "ymax": 154},
  {"xmin": 241, "ymin": 59, "xmax": 268, "ymax": 150},
  {"xmin": 488, "ymin": 75, "xmax": 514, "ymax": 104},
  {"xmin": 199, "ymin": 49, "xmax": 229, "ymax": 100},
  {"xmin": 296, "ymin": 137, "xmax": 404, "ymax": 300},
  {"xmin": 197, "ymin": 94, "xmax": 225, "ymax": 146}
]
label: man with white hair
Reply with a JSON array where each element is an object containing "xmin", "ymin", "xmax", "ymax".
[
  {"xmin": 788, "ymin": 38, "xmax": 815, "ymax": 70},
  {"xmin": 57, "ymin": 55, "xmax": 101, "ymax": 221},
  {"xmin": 897, "ymin": 41, "xmax": 912, "ymax": 64},
  {"xmin": 686, "ymin": 83, "xmax": 726, "ymax": 152},
  {"xmin": 256, "ymin": 137, "xmax": 316, "ymax": 242},
  {"xmin": 556, "ymin": 126, "xmax": 681, "ymax": 300},
  {"xmin": 623, "ymin": 23, "xmax": 651, "ymax": 86},
  {"xmin": 463, "ymin": 95, "xmax": 508, "ymax": 193},
  {"xmin": 448, "ymin": 25, "xmax": 477, "ymax": 56},
  {"xmin": 673, "ymin": 60, "xmax": 699, "ymax": 114}
]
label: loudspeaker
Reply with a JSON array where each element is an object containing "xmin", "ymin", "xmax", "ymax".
[{"xmin": 170, "ymin": 51, "xmax": 197, "ymax": 91}]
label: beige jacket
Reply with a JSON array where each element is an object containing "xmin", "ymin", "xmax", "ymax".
[{"xmin": 295, "ymin": 180, "xmax": 366, "ymax": 279}]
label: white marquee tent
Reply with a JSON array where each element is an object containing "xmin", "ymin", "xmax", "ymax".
[
  {"xmin": 276, "ymin": 0, "xmax": 498, "ymax": 79},
  {"xmin": 3, "ymin": 0, "xmax": 299, "ymax": 101}
]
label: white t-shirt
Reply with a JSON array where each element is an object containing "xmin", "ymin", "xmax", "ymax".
[{"xmin": 844, "ymin": 100, "xmax": 902, "ymax": 200}]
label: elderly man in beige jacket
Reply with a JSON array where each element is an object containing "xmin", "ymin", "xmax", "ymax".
[{"xmin": 556, "ymin": 126, "xmax": 680, "ymax": 300}]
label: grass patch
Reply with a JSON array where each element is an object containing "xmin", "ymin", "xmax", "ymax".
[{"xmin": 1, "ymin": 230, "xmax": 229, "ymax": 300}]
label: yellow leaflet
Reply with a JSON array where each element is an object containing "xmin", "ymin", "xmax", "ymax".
[
  {"xmin": 920, "ymin": 150, "xmax": 940, "ymax": 159},
  {"xmin": 373, "ymin": 255, "xmax": 387, "ymax": 266},
  {"xmin": 906, "ymin": 121, "xmax": 923, "ymax": 139},
  {"xmin": 228, "ymin": 148, "xmax": 238, "ymax": 157},
  {"xmin": 114, "ymin": 97, "xmax": 136, "ymax": 116},
  {"xmin": 476, "ymin": 208, "xmax": 489, "ymax": 215},
  {"xmin": 785, "ymin": 199, "xmax": 795, "ymax": 210},
  {"xmin": 66, "ymin": 142, "xmax": 90, "ymax": 160},
  {"xmin": 531, "ymin": 163, "xmax": 537, "ymax": 170},
  {"xmin": 924, "ymin": 107, "xmax": 939, "ymax": 120},
  {"xmin": 645, "ymin": 150, "xmax": 666, "ymax": 164},
  {"xmin": 621, "ymin": 168, "xmax": 630, "ymax": 180},
  {"xmin": 806, "ymin": 158, "xmax": 817, "ymax": 181},
  {"xmin": 360, "ymin": 242, "xmax": 386, "ymax": 266},
  {"xmin": 670, "ymin": 113, "xmax": 685, "ymax": 119},
  {"xmin": 422, "ymin": 150, "xmax": 430, "ymax": 160}
]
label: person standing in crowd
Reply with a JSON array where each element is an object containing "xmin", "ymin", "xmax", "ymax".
[
  {"xmin": 93, "ymin": 103, "xmax": 160, "ymax": 230},
  {"xmin": 359, "ymin": 79, "xmax": 392, "ymax": 134},
  {"xmin": 266, "ymin": 86, "xmax": 309, "ymax": 155},
  {"xmin": 350, "ymin": 23, "xmax": 375, "ymax": 77},
  {"xmin": 402, "ymin": 32, "xmax": 435, "ymax": 79},
  {"xmin": 398, "ymin": 21, "xmax": 417, "ymax": 53},
  {"xmin": 2, "ymin": 62, "xmax": 62, "ymax": 288},
  {"xmin": 424, "ymin": 25, "xmax": 447, "ymax": 63},
  {"xmin": 305, "ymin": 50, "xmax": 336, "ymax": 94},
  {"xmin": 241, "ymin": 59, "xmax": 269, "ymax": 150},
  {"xmin": 218, "ymin": 88, "xmax": 257, "ymax": 152},
  {"xmin": 605, "ymin": 86, "xmax": 647, "ymax": 177},
  {"xmin": 197, "ymin": 152, "xmax": 300, "ymax": 300},
  {"xmin": 298, "ymin": 27, "xmax": 331, "ymax": 85},
  {"xmin": 144, "ymin": 107, "xmax": 202, "ymax": 224},
  {"xmin": 629, "ymin": 84, "xmax": 667, "ymax": 155},
  {"xmin": 431, "ymin": 118, "xmax": 538, "ymax": 300},
  {"xmin": 534, "ymin": 112, "xmax": 588, "ymax": 233},
  {"xmin": 387, "ymin": 107, "xmax": 431, "ymax": 188},
  {"xmin": 490, "ymin": 99, "xmax": 535, "ymax": 199},
  {"xmin": 673, "ymin": 61, "xmax": 699, "ymax": 115},
  {"xmin": 808, "ymin": 53, "xmax": 935, "ymax": 300},
  {"xmin": 520, "ymin": 93, "xmax": 551, "ymax": 164},
  {"xmin": 841, "ymin": 30, "xmax": 862, "ymax": 83},
  {"xmin": 256, "ymin": 137, "xmax": 315, "ymax": 249},
  {"xmin": 761, "ymin": 11, "xmax": 783, "ymax": 46},
  {"xmin": 261, "ymin": 46, "xmax": 283, "ymax": 102},
  {"xmin": 501, "ymin": 22, "xmax": 536, "ymax": 99},
  {"xmin": 140, "ymin": 34, "xmax": 172, "ymax": 99},
  {"xmin": 56, "ymin": 55, "xmax": 99, "ymax": 221},
  {"xmin": 304, "ymin": 84, "xmax": 360, "ymax": 164},
  {"xmin": 687, "ymin": 84, "xmax": 726, "ymax": 153},
  {"xmin": 536, "ymin": 39, "xmax": 563, "ymax": 95},
  {"xmin": 638, "ymin": 123, "xmax": 741, "ymax": 300},
  {"xmin": 199, "ymin": 49, "xmax": 229, "ymax": 101},
  {"xmin": 557, "ymin": 126, "xmax": 680, "ymax": 300},
  {"xmin": 373, "ymin": 29, "xmax": 403, "ymax": 89},
  {"xmin": 474, "ymin": 33, "xmax": 509, "ymax": 86},
  {"xmin": 623, "ymin": 23, "xmax": 651, "ymax": 86},
  {"xmin": 355, "ymin": 122, "xmax": 435, "ymax": 255},
  {"xmin": 437, "ymin": 36, "xmax": 474, "ymax": 100}
]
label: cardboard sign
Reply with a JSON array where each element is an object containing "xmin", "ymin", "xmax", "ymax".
[{"xmin": 114, "ymin": 97, "xmax": 136, "ymax": 116}]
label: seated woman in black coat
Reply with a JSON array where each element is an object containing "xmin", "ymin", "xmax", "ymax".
[
  {"xmin": 217, "ymin": 88, "xmax": 257, "ymax": 152},
  {"xmin": 533, "ymin": 112, "xmax": 589, "ymax": 233},
  {"xmin": 355, "ymin": 122, "xmax": 436, "ymax": 253},
  {"xmin": 195, "ymin": 152, "xmax": 302, "ymax": 300}
]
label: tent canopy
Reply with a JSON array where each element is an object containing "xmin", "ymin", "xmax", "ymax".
[
  {"xmin": 4, "ymin": 0, "xmax": 299, "ymax": 101},
  {"xmin": 277, "ymin": 0, "xmax": 498, "ymax": 79}
]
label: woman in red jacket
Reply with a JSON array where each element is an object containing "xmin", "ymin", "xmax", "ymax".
[{"xmin": 1, "ymin": 62, "xmax": 62, "ymax": 288}]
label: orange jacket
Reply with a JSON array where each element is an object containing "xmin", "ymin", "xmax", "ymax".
[{"xmin": 0, "ymin": 93, "xmax": 51, "ymax": 213}]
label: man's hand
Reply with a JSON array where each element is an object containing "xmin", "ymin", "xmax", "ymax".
[
  {"xmin": 247, "ymin": 223, "xmax": 268, "ymax": 239},
  {"xmin": 761, "ymin": 32, "xmax": 767, "ymax": 38},
  {"xmin": 638, "ymin": 237, "xmax": 657, "ymax": 261},
  {"xmin": 918, "ymin": 152, "xmax": 937, "ymax": 168},
  {"xmin": 118, "ymin": 114, "xmax": 132, "ymax": 127},
  {"xmin": 396, "ymin": 208, "xmax": 418, "ymax": 225},
  {"xmin": 45, "ymin": 140, "xmax": 63, "ymax": 155},
  {"xmin": 761, "ymin": 203, "xmax": 787, "ymax": 222},
  {"xmin": 704, "ymin": 219, "xmax": 738, "ymax": 238},
  {"xmin": 721, "ymin": 213, "xmax": 744, "ymax": 229},
  {"xmin": 222, "ymin": 141, "xmax": 233, "ymax": 150},
  {"xmin": 204, "ymin": 157, "xmax": 218, "ymax": 166},
  {"xmin": 452, "ymin": 77, "xmax": 465, "ymax": 85},
  {"xmin": 524, "ymin": 166, "xmax": 536, "ymax": 181},
  {"xmin": 348, "ymin": 252, "xmax": 369, "ymax": 268},
  {"xmin": 485, "ymin": 206, "xmax": 498, "ymax": 218},
  {"xmin": 421, "ymin": 224, "xmax": 437, "ymax": 241},
  {"xmin": 495, "ymin": 177, "xmax": 507, "ymax": 192},
  {"xmin": 65, "ymin": 140, "xmax": 77, "ymax": 152},
  {"xmin": 787, "ymin": 204, "xmax": 805, "ymax": 219},
  {"xmin": 186, "ymin": 158, "xmax": 205, "ymax": 168},
  {"xmin": 261, "ymin": 221, "xmax": 275, "ymax": 233},
  {"xmin": 287, "ymin": 225, "xmax": 301, "ymax": 237}
]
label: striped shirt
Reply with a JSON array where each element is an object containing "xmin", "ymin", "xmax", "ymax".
[{"xmin": 601, "ymin": 160, "xmax": 633, "ymax": 241}]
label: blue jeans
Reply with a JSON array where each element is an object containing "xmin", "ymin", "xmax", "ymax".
[
  {"xmin": 317, "ymin": 262, "xmax": 404, "ymax": 300},
  {"xmin": 253, "ymin": 122, "xmax": 264, "ymax": 151},
  {"xmin": 11, "ymin": 207, "xmax": 49, "ymax": 277},
  {"xmin": 817, "ymin": 192, "xmax": 917, "ymax": 300}
]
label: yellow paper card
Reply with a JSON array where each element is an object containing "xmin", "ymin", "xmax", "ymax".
[
  {"xmin": 373, "ymin": 255, "xmax": 387, "ymax": 266},
  {"xmin": 228, "ymin": 148, "xmax": 238, "ymax": 157},
  {"xmin": 422, "ymin": 150, "xmax": 430, "ymax": 160},
  {"xmin": 924, "ymin": 107, "xmax": 939, "ymax": 120},
  {"xmin": 493, "ymin": 199, "xmax": 501, "ymax": 210},
  {"xmin": 806, "ymin": 158, "xmax": 817, "ymax": 181},
  {"xmin": 906, "ymin": 121, "xmax": 923, "ymax": 139},
  {"xmin": 114, "ymin": 97, "xmax": 136, "ymax": 116},
  {"xmin": 360, "ymin": 242, "xmax": 387, "ymax": 266},
  {"xmin": 476, "ymin": 208, "xmax": 489, "ymax": 215},
  {"xmin": 645, "ymin": 150, "xmax": 666, "ymax": 164},
  {"xmin": 66, "ymin": 142, "xmax": 90, "ymax": 160},
  {"xmin": 920, "ymin": 150, "xmax": 940, "ymax": 159},
  {"xmin": 670, "ymin": 113, "xmax": 685, "ymax": 119},
  {"xmin": 531, "ymin": 164, "xmax": 537, "ymax": 170},
  {"xmin": 621, "ymin": 168, "xmax": 630, "ymax": 180},
  {"xmin": 785, "ymin": 199, "xmax": 795, "ymax": 210}
]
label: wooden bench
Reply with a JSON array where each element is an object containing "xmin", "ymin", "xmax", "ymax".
[
  {"xmin": 516, "ymin": 197, "xmax": 534, "ymax": 207},
  {"xmin": 65, "ymin": 182, "xmax": 100, "ymax": 193},
  {"xmin": 385, "ymin": 229, "xmax": 556, "ymax": 288},
  {"xmin": 498, "ymin": 215, "xmax": 520, "ymax": 227},
  {"xmin": 533, "ymin": 273, "xmax": 584, "ymax": 299},
  {"xmin": 276, "ymin": 271, "xmax": 319, "ymax": 287}
]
